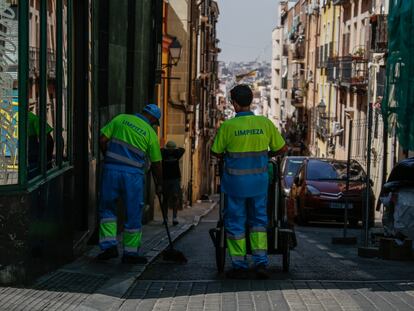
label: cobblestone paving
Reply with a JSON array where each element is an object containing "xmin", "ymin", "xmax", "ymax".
[
  {"xmin": 118, "ymin": 280, "xmax": 414, "ymax": 311},
  {"xmin": 0, "ymin": 201, "xmax": 217, "ymax": 311},
  {"xmin": 0, "ymin": 271, "xmax": 108, "ymax": 311}
]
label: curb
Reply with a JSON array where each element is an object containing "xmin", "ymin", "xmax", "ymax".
[{"xmin": 79, "ymin": 200, "xmax": 218, "ymax": 310}]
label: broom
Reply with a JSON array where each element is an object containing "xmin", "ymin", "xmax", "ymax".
[{"xmin": 157, "ymin": 194, "xmax": 188, "ymax": 264}]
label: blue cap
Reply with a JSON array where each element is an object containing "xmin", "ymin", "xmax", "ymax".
[{"xmin": 143, "ymin": 104, "xmax": 161, "ymax": 125}]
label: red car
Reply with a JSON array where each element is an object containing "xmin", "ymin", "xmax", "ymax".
[{"xmin": 288, "ymin": 158, "xmax": 375, "ymax": 226}]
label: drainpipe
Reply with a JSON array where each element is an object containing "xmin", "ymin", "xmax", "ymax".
[{"xmin": 188, "ymin": 0, "xmax": 195, "ymax": 204}]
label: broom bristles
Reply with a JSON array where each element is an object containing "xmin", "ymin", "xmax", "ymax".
[{"xmin": 162, "ymin": 248, "xmax": 188, "ymax": 264}]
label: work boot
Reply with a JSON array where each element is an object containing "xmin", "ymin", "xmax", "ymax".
[
  {"xmin": 96, "ymin": 246, "xmax": 119, "ymax": 260},
  {"xmin": 122, "ymin": 255, "xmax": 148, "ymax": 264},
  {"xmin": 225, "ymin": 268, "xmax": 249, "ymax": 280},
  {"xmin": 255, "ymin": 265, "xmax": 270, "ymax": 280},
  {"xmin": 173, "ymin": 218, "xmax": 179, "ymax": 226}
]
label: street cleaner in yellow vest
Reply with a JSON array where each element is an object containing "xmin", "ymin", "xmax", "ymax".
[
  {"xmin": 96, "ymin": 104, "xmax": 163, "ymax": 264},
  {"xmin": 211, "ymin": 84, "xmax": 287, "ymax": 279}
]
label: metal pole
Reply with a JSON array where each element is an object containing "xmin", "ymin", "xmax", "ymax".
[
  {"xmin": 364, "ymin": 67, "xmax": 373, "ymax": 247},
  {"xmin": 344, "ymin": 118, "xmax": 353, "ymax": 238}
]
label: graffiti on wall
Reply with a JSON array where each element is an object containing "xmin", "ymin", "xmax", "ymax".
[{"xmin": 0, "ymin": 1, "xmax": 18, "ymax": 185}]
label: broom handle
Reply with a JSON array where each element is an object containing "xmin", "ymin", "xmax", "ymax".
[{"xmin": 158, "ymin": 194, "xmax": 174, "ymax": 248}]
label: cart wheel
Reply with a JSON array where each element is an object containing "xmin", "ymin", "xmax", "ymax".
[
  {"xmin": 282, "ymin": 235, "xmax": 290, "ymax": 272},
  {"xmin": 215, "ymin": 227, "xmax": 226, "ymax": 273}
]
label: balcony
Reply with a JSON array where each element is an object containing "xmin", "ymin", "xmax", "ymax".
[
  {"xmin": 370, "ymin": 14, "xmax": 388, "ymax": 53},
  {"xmin": 29, "ymin": 47, "xmax": 39, "ymax": 77},
  {"xmin": 47, "ymin": 49, "xmax": 56, "ymax": 79},
  {"xmin": 292, "ymin": 41, "xmax": 306, "ymax": 61},
  {"xmin": 337, "ymin": 56, "xmax": 368, "ymax": 88},
  {"xmin": 29, "ymin": 47, "xmax": 56, "ymax": 79},
  {"xmin": 291, "ymin": 77, "xmax": 305, "ymax": 107}
]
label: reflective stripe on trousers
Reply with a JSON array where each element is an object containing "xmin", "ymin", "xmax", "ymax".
[
  {"xmin": 224, "ymin": 194, "xmax": 269, "ymax": 269},
  {"xmin": 250, "ymin": 226, "xmax": 268, "ymax": 256}
]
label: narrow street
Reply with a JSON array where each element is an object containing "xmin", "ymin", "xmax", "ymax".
[{"xmin": 117, "ymin": 206, "xmax": 414, "ymax": 310}]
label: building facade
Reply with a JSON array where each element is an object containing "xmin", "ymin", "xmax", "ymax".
[
  {"xmin": 272, "ymin": 0, "xmax": 408, "ymax": 215},
  {"xmin": 160, "ymin": 0, "xmax": 220, "ymax": 204},
  {"xmin": 0, "ymin": 0, "xmax": 164, "ymax": 285}
]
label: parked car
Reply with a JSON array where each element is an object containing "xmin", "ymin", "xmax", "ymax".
[
  {"xmin": 288, "ymin": 158, "xmax": 375, "ymax": 226},
  {"xmin": 280, "ymin": 156, "xmax": 306, "ymax": 197}
]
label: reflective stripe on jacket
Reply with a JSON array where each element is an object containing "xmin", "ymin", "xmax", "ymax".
[{"xmin": 105, "ymin": 138, "xmax": 146, "ymax": 169}]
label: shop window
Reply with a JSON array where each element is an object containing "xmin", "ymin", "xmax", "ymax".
[
  {"xmin": 0, "ymin": 1, "xmax": 19, "ymax": 185},
  {"xmin": 0, "ymin": 0, "xmax": 71, "ymax": 187},
  {"xmin": 27, "ymin": 0, "xmax": 71, "ymax": 181}
]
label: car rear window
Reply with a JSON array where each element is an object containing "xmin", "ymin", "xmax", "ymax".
[{"xmin": 307, "ymin": 160, "xmax": 365, "ymax": 181}]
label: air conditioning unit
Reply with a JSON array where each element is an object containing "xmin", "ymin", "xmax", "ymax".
[{"xmin": 331, "ymin": 121, "xmax": 344, "ymax": 136}]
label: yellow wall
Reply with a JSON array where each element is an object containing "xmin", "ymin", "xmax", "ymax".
[{"xmin": 316, "ymin": 3, "xmax": 339, "ymax": 157}]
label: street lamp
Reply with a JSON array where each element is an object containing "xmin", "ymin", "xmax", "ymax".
[
  {"xmin": 317, "ymin": 99, "xmax": 326, "ymax": 116},
  {"xmin": 168, "ymin": 38, "xmax": 182, "ymax": 67}
]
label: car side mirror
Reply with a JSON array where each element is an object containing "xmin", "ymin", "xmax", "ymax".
[{"xmin": 294, "ymin": 176, "xmax": 300, "ymax": 186}]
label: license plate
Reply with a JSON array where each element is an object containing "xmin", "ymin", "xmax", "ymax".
[{"xmin": 330, "ymin": 202, "xmax": 353, "ymax": 209}]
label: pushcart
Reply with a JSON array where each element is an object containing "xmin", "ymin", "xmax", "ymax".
[{"xmin": 209, "ymin": 158, "xmax": 293, "ymax": 273}]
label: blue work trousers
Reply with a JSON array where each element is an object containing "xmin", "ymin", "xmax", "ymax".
[
  {"xmin": 99, "ymin": 166, "xmax": 144, "ymax": 256},
  {"xmin": 224, "ymin": 194, "xmax": 269, "ymax": 270}
]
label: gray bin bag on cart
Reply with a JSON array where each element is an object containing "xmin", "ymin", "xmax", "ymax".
[
  {"xmin": 393, "ymin": 188, "xmax": 414, "ymax": 240},
  {"xmin": 380, "ymin": 157, "xmax": 414, "ymax": 239}
]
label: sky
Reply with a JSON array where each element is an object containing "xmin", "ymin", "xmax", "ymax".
[{"xmin": 216, "ymin": 0, "xmax": 279, "ymax": 63}]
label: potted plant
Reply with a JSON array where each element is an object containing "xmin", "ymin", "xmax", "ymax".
[{"xmin": 353, "ymin": 48, "xmax": 365, "ymax": 59}]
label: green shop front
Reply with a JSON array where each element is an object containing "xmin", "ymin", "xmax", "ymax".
[
  {"xmin": 0, "ymin": 0, "xmax": 98, "ymax": 285},
  {"xmin": 0, "ymin": 0, "xmax": 162, "ymax": 285}
]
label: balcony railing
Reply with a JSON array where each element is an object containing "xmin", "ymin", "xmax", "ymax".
[
  {"xmin": 370, "ymin": 14, "xmax": 388, "ymax": 53},
  {"xmin": 28, "ymin": 47, "xmax": 56, "ymax": 79},
  {"xmin": 332, "ymin": 0, "xmax": 350, "ymax": 5},
  {"xmin": 29, "ymin": 47, "xmax": 39, "ymax": 76},
  {"xmin": 292, "ymin": 41, "xmax": 305, "ymax": 61},
  {"xmin": 327, "ymin": 56, "xmax": 368, "ymax": 88}
]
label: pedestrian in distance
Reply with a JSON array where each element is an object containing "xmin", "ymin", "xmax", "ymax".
[
  {"xmin": 211, "ymin": 84, "xmax": 288, "ymax": 279},
  {"xmin": 96, "ymin": 104, "xmax": 163, "ymax": 264},
  {"xmin": 161, "ymin": 141, "xmax": 185, "ymax": 226}
]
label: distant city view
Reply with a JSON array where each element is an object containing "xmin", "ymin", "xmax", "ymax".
[{"xmin": 217, "ymin": 61, "xmax": 274, "ymax": 121}]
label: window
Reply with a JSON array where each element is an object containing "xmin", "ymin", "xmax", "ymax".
[
  {"xmin": 0, "ymin": 0, "xmax": 72, "ymax": 188},
  {"xmin": 28, "ymin": 0, "xmax": 71, "ymax": 181},
  {"xmin": 0, "ymin": 1, "xmax": 19, "ymax": 185}
]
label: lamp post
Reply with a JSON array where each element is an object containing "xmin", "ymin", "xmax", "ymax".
[
  {"xmin": 332, "ymin": 109, "xmax": 357, "ymax": 245},
  {"xmin": 160, "ymin": 37, "xmax": 183, "ymax": 145}
]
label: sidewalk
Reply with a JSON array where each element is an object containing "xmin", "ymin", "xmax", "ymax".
[{"xmin": 0, "ymin": 198, "xmax": 218, "ymax": 311}]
